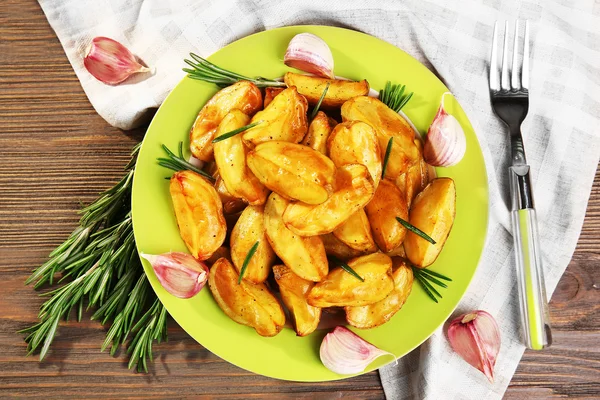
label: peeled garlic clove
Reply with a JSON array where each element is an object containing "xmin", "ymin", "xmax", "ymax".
[
  {"xmin": 423, "ymin": 92, "xmax": 466, "ymax": 167},
  {"xmin": 447, "ymin": 310, "xmax": 501, "ymax": 383},
  {"xmin": 83, "ymin": 37, "xmax": 151, "ymax": 85},
  {"xmin": 141, "ymin": 252, "xmax": 208, "ymax": 299},
  {"xmin": 320, "ymin": 326, "xmax": 394, "ymax": 374},
  {"xmin": 284, "ymin": 33, "xmax": 334, "ymax": 79}
]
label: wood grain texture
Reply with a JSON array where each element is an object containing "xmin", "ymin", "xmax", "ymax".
[{"xmin": 0, "ymin": 1, "xmax": 598, "ymax": 398}]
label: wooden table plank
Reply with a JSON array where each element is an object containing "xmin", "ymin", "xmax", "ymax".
[{"xmin": 0, "ymin": 0, "xmax": 598, "ymax": 398}]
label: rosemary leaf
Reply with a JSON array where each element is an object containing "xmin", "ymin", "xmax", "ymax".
[
  {"xmin": 413, "ymin": 272, "xmax": 439, "ymax": 303},
  {"xmin": 157, "ymin": 142, "xmax": 215, "ymax": 182},
  {"xmin": 238, "ymin": 241, "xmax": 260, "ymax": 284},
  {"xmin": 418, "ymin": 268, "xmax": 452, "ymax": 282},
  {"xmin": 414, "ymin": 269, "xmax": 442, "ymax": 298},
  {"xmin": 396, "ymin": 217, "xmax": 436, "ymax": 244},
  {"xmin": 379, "ymin": 81, "xmax": 414, "ymax": 113},
  {"xmin": 211, "ymin": 121, "xmax": 262, "ymax": 143},
  {"xmin": 310, "ymin": 82, "xmax": 330, "ymax": 120},
  {"xmin": 381, "ymin": 137, "xmax": 394, "ymax": 179},
  {"xmin": 329, "ymin": 256, "xmax": 364, "ymax": 282}
]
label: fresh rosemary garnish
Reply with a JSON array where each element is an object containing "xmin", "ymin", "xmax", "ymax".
[
  {"xmin": 329, "ymin": 256, "xmax": 364, "ymax": 282},
  {"xmin": 310, "ymin": 82, "xmax": 330, "ymax": 120},
  {"xmin": 238, "ymin": 241, "xmax": 260, "ymax": 284},
  {"xmin": 20, "ymin": 143, "xmax": 168, "ymax": 372},
  {"xmin": 212, "ymin": 121, "xmax": 262, "ymax": 144},
  {"xmin": 381, "ymin": 137, "xmax": 394, "ymax": 179},
  {"xmin": 396, "ymin": 217, "xmax": 436, "ymax": 244},
  {"xmin": 412, "ymin": 267, "xmax": 450, "ymax": 303},
  {"xmin": 157, "ymin": 142, "xmax": 215, "ymax": 182},
  {"xmin": 379, "ymin": 81, "xmax": 413, "ymax": 113},
  {"xmin": 183, "ymin": 53, "xmax": 286, "ymax": 88}
]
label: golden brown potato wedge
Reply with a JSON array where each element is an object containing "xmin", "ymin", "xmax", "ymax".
[
  {"xmin": 170, "ymin": 170, "xmax": 226, "ymax": 260},
  {"xmin": 283, "ymin": 72, "xmax": 370, "ymax": 109},
  {"xmin": 263, "ymin": 87, "xmax": 284, "ymax": 108},
  {"xmin": 332, "ymin": 209, "xmax": 377, "ymax": 252},
  {"xmin": 364, "ymin": 180, "xmax": 409, "ymax": 253},
  {"xmin": 243, "ymin": 86, "xmax": 308, "ymax": 146},
  {"xmin": 273, "ymin": 265, "xmax": 321, "ymax": 336},
  {"xmin": 283, "ymin": 164, "xmax": 374, "ymax": 236},
  {"xmin": 386, "ymin": 244, "xmax": 407, "ymax": 259},
  {"xmin": 214, "ymin": 175, "xmax": 247, "ymax": 215},
  {"xmin": 190, "ymin": 81, "xmax": 262, "ymax": 161},
  {"xmin": 230, "ymin": 205, "xmax": 276, "ymax": 284},
  {"xmin": 328, "ymin": 120, "xmax": 382, "ymax": 189},
  {"xmin": 397, "ymin": 139, "xmax": 430, "ymax": 207},
  {"xmin": 247, "ymin": 141, "xmax": 336, "ymax": 205},
  {"xmin": 301, "ymin": 111, "xmax": 334, "ymax": 155},
  {"xmin": 213, "ymin": 109, "xmax": 270, "ymax": 205},
  {"xmin": 404, "ymin": 178, "xmax": 456, "ymax": 267},
  {"xmin": 264, "ymin": 192, "xmax": 328, "ymax": 282},
  {"xmin": 346, "ymin": 258, "xmax": 413, "ymax": 328},
  {"xmin": 208, "ymin": 258, "xmax": 285, "ymax": 337},
  {"xmin": 205, "ymin": 246, "xmax": 232, "ymax": 266},
  {"xmin": 320, "ymin": 233, "xmax": 368, "ymax": 260},
  {"xmin": 307, "ymin": 253, "xmax": 394, "ymax": 307},
  {"xmin": 341, "ymin": 96, "xmax": 419, "ymax": 178}
]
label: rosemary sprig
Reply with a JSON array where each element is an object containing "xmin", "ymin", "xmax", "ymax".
[
  {"xmin": 238, "ymin": 241, "xmax": 260, "ymax": 284},
  {"xmin": 411, "ymin": 266, "xmax": 451, "ymax": 302},
  {"xmin": 328, "ymin": 256, "xmax": 364, "ymax": 282},
  {"xmin": 381, "ymin": 137, "xmax": 393, "ymax": 179},
  {"xmin": 396, "ymin": 217, "xmax": 436, "ymax": 244},
  {"xmin": 310, "ymin": 82, "xmax": 330, "ymax": 120},
  {"xmin": 157, "ymin": 142, "xmax": 215, "ymax": 182},
  {"xmin": 212, "ymin": 121, "xmax": 262, "ymax": 144},
  {"xmin": 379, "ymin": 81, "xmax": 413, "ymax": 113},
  {"xmin": 183, "ymin": 53, "xmax": 286, "ymax": 88}
]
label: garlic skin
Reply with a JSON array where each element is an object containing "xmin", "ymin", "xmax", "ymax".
[
  {"xmin": 141, "ymin": 252, "xmax": 208, "ymax": 299},
  {"xmin": 83, "ymin": 37, "xmax": 151, "ymax": 85},
  {"xmin": 423, "ymin": 92, "xmax": 466, "ymax": 167},
  {"xmin": 320, "ymin": 326, "xmax": 394, "ymax": 375},
  {"xmin": 447, "ymin": 310, "xmax": 501, "ymax": 383},
  {"xmin": 284, "ymin": 33, "xmax": 334, "ymax": 79}
]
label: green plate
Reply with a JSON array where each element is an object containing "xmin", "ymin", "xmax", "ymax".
[{"xmin": 132, "ymin": 25, "xmax": 488, "ymax": 382}]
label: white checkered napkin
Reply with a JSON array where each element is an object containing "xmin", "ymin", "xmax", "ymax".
[{"xmin": 38, "ymin": 0, "xmax": 600, "ymax": 398}]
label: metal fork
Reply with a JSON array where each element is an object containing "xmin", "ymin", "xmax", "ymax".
[{"xmin": 489, "ymin": 21, "xmax": 552, "ymax": 350}]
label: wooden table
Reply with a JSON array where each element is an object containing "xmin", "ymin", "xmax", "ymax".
[{"xmin": 1, "ymin": 1, "xmax": 598, "ymax": 398}]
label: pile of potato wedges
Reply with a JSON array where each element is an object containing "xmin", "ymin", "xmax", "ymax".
[{"xmin": 168, "ymin": 73, "xmax": 456, "ymax": 337}]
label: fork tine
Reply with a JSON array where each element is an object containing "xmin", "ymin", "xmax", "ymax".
[
  {"xmin": 522, "ymin": 20, "xmax": 530, "ymax": 90},
  {"xmin": 511, "ymin": 21, "xmax": 520, "ymax": 90},
  {"xmin": 501, "ymin": 21, "xmax": 511, "ymax": 90},
  {"xmin": 490, "ymin": 21, "xmax": 500, "ymax": 91}
]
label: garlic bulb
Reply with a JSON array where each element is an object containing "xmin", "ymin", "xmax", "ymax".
[
  {"xmin": 83, "ymin": 37, "xmax": 151, "ymax": 85},
  {"xmin": 284, "ymin": 33, "xmax": 334, "ymax": 79},
  {"xmin": 447, "ymin": 310, "xmax": 501, "ymax": 383},
  {"xmin": 423, "ymin": 92, "xmax": 466, "ymax": 167},
  {"xmin": 141, "ymin": 252, "xmax": 208, "ymax": 299},
  {"xmin": 320, "ymin": 326, "xmax": 394, "ymax": 374}
]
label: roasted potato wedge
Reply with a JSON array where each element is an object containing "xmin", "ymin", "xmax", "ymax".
[
  {"xmin": 170, "ymin": 170, "xmax": 226, "ymax": 260},
  {"xmin": 404, "ymin": 178, "xmax": 456, "ymax": 267},
  {"xmin": 341, "ymin": 96, "xmax": 419, "ymax": 178},
  {"xmin": 214, "ymin": 175, "xmax": 247, "ymax": 215},
  {"xmin": 247, "ymin": 141, "xmax": 336, "ymax": 205},
  {"xmin": 328, "ymin": 120, "xmax": 382, "ymax": 189},
  {"xmin": 283, "ymin": 164, "xmax": 375, "ymax": 236},
  {"xmin": 386, "ymin": 244, "xmax": 407, "ymax": 258},
  {"xmin": 307, "ymin": 253, "xmax": 394, "ymax": 307},
  {"xmin": 230, "ymin": 205, "xmax": 276, "ymax": 284},
  {"xmin": 321, "ymin": 233, "xmax": 368, "ymax": 260},
  {"xmin": 213, "ymin": 109, "xmax": 269, "ymax": 205},
  {"xmin": 301, "ymin": 111, "xmax": 334, "ymax": 155},
  {"xmin": 346, "ymin": 258, "xmax": 413, "ymax": 328},
  {"xmin": 364, "ymin": 179, "xmax": 409, "ymax": 253},
  {"xmin": 243, "ymin": 86, "xmax": 308, "ymax": 146},
  {"xmin": 264, "ymin": 193, "xmax": 328, "ymax": 282},
  {"xmin": 273, "ymin": 265, "xmax": 321, "ymax": 336},
  {"xmin": 332, "ymin": 209, "xmax": 377, "ymax": 252},
  {"xmin": 205, "ymin": 246, "xmax": 232, "ymax": 266},
  {"xmin": 263, "ymin": 87, "xmax": 284, "ymax": 108},
  {"xmin": 190, "ymin": 81, "xmax": 262, "ymax": 161},
  {"xmin": 397, "ymin": 139, "xmax": 430, "ymax": 207},
  {"xmin": 283, "ymin": 72, "xmax": 370, "ymax": 109},
  {"xmin": 208, "ymin": 258, "xmax": 285, "ymax": 337}
]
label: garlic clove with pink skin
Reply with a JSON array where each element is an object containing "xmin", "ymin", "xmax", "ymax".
[
  {"xmin": 447, "ymin": 310, "xmax": 501, "ymax": 383},
  {"xmin": 84, "ymin": 37, "xmax": 151, "ymax": 85},
  {"xmin": 284, "ymin": 33, "xmax": 335, "ymax": 79},
  {"xmin": 423, "ymin": 92, "xmax": 467, "ymax": 167},
  {"xmin": 320, "ymin": 326, "xmax": 394, "ymax": 375},
  {"xmin": 141, "ymin": 252, "xmax": 208, "ymax": 299}
]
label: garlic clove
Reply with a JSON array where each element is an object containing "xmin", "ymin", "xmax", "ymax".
[
  {"xmin": 83, "ymin": 37, "xmax": 151, "ymax": 85},
  {"xmin": 284, "ymin": 33, "xmax": 335, "ymax": 79},
  {"xmin": 141, "ymin": 252, "xmax": 208, "ymax": 299},
  {"xmin": 447, "ymin": 310, "xmax": 501, "ymax": 383},
  {"xmin": 320, "ymin": 326, "xmax": 394, "ymax": 374},
  {"xmin": 423, "ymin": 92, "xmax": 467, "ymax": 167}
]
